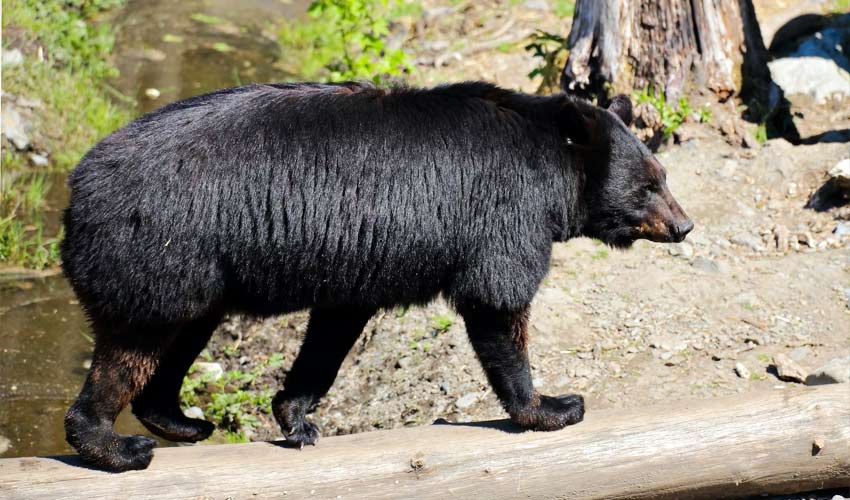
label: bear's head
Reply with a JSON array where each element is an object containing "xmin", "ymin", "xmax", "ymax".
[{"xmin": 560, "ymin": 94, "xmax": 693, "ymax": 249}]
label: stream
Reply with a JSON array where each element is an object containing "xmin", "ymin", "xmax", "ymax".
[{"xmin": 0, "ymin": 0, "xmax": 308, "ymax": 458}]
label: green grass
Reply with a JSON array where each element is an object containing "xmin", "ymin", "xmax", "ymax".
[
  {"xmin": 430, "ymin": 314, "xmax": 454, "ymax": 333},
  {"xmin": 1, "ymin": 0, "xmax": 131, "ymax": 269},
  {"xmin": 831, "ymin": 0, "xmax": 850, "ymax": 13}
]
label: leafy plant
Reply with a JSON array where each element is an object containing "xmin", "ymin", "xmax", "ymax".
[
  {"xmin": 430, "ymin": 314, "xmax": 454, "ymax": 333},
  {"xmin": 525, "ymin": 30, "xmax": 569, "ymax": 94},
  {"xmin": 278, "ymin": 0, "xmax": 413, "ymax": 84},
  {"xmin": 553, "ymin": 0, "xmax": 575, "ymax": 18},
  {"xmin": 632, "ymin": 87, "xmax": 711, "ymax": 139}
]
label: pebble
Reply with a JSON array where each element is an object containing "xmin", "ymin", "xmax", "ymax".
[
  {"xmin": 184, "ymin": 406, "xmax": 205, "ymax": 419},
  {"xmin": 1, "ymin": 104, "xmax": 30, "ymax": 150},
  {"xmin": 668, "ymin": 242, "xmax": 694, "ymax": 259},
  {"xmin": 28, "ymin": 152, "xmax": 48, "ymax": 167},
  {"xmin": 2, "ymin": 48, "xmax": 23, "ymax": 67},
  {"xmin": 773, "ymin": 225, "xmax": 790, "ymax": 252},
  {"xmin": 396, "ymin": 356, "xmax": 412, "ymax": 369},
  {"xmin": 455, "ymin": 392, "xmax": 478, "ymax": 409},
  {"xmin": 692, "ymin": 256, "xmax": 719, "ymax": 273},
  {"xmin": 772, "ymin": 353, "xmax": 807, "ymax": 383},
  {"xmin": 805, "ymin": 356, "xmax": 850, "ymax": 385},
  {"xmin": 734, "ymin": 362, "xmax": 751, "ymax": 379},
  {"xmin": 834, "ymin": 222, "xmax": 850, "ymax": 237},
  {"xmin": 717, "ymin": 159, "xmax": 738, "ymax": 178},
  {"xmin": 731, "ymin": 233, "xmax": 765, "ymax": 252},
  {"xmin": 145, "ymin": 88, "xmax": 161, "ymax": 99},
  {"xmin": 194, "ymin": 361, "xmax": 224, "ymax": 380},
  {"xmin": 0, "ymin": 435, "xmax": 10, "ymax": 455}
]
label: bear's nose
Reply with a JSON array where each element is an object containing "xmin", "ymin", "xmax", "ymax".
[{"xmin": 671, "ymin": 219, "xmax": 694, "ymax": 242}]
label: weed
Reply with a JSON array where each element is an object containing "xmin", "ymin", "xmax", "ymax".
[
  {"xmin": 525, "ymin": 30, "xmax": 569, "ymax": 94},
  {"xmin": 754, "ymin": 122, "xmax": 768, "ymax": 145},
  {"xmin": 632, "ymin": 87, "xmax": 711, "ymax": 139},
  {"xmin": 591, "ymin": 248, "xmax": 609, "ymax": 260},
  {"xmin": 278, "ymin": 0, "xmax": 413, "ymax": 84},
  {"xmin": 190, "ymin": 13, "xmax": 226, "ymax": 25},
  {"xmin": 430, "ymin": 314, "xmax": 454, "ymax": 333}
]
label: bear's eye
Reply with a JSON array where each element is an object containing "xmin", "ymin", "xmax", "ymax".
[{"xmin": 643, "ymin": 183, "xmax": 658, "ymax": 194}]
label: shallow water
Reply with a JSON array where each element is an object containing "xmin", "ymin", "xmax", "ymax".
[{"xmin": 0, "ymin": 0, "xmax": 306, "ymax": 458}]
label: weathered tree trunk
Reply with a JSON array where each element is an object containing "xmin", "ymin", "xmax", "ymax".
[
  {"xmin": 1, "ymin": 386, "xmax": 848, "ymax": 500},
  {"xmin": 561, "ymin": 0, "xmax": 779, "ymax": 112}
]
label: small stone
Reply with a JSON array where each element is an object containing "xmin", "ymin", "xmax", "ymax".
[
  {"xmin": 829, "ymin": 159, "xmax": 850, "ymax": 188},
  {"xmin": 692, "ymin": 256, "xmax": 719, "ymax": 273},
  {"xmin": 833, "ymin": 222, "xmax": 850, "ymax": 237},
  {"xmin": 145, "ymin": 88, "xmax": 161, "ymax": 99},
  {"xmin": 717, "ymin": 159, "xmax": 738, "ymax": 178},
  {"xmin": 0, "ymin": 435, "xmax": 10, "ymax": 455},
  {"xmin": 1, "ymin": 104, "xmax": 30, "ymax": 150},
  {"xmin": 2, "ymin": 48, "xmax": 24, "ymax": 67},
  {"xmin": 238, "ymin": 356, "xmax": 249, "ymax": 365},
  {"xmin": 734, "ymin": 362, "xmax": 751, "ymax": 379},
  {"xmin": 28, "ymin": 153, "xmax": 48, "ymax": 167},
  {"xmin": 455, "ymin": 392, "xmax": 478, "ymax": 409},
  {"xmin": 731, "ymin": 233, "xmax": 765, "ymax": 252},
  {"xmin": 194, "ymin": 361, "xmax": 224, "ymax": 380},
  {"xmin": 773, "ymin": 225, "xmax": 789, "ymax": 252},
  {"xmin": 805, "ymin": 356, "xmax": 850, "ymax": 386},
  {"xmin": 798, "ymin": 231, "xmax": 816, "ymax": 248},
  {"xmin": 82, "ymin": 359, "xmax": 92, "ymax": 370},
  {"xmin": 772, "ymin": 353, "xmax": 807, "ymax": 383},
  {"xmin": 396, "ymin": 356, "xmax": 412, "ymax": 369},
  {"xmin": 669, "ymin": 242, "xmax": 694, "ymax": 259},
  {"xmin": 830, "ymin": 495, "xmax": 846, "ymax": 500},
  {"xmin": 184, "ymin": 406, "xmax": 205, "ymax": 420}
]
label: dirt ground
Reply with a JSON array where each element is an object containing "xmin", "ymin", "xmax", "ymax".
[{"xmin": 193, "ymin": 1, "xmax": 850, "ymax": 447}]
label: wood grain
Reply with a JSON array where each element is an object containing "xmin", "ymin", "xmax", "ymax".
[{"xmin": 1, "ymin": 385, "xmax": 848, "ymax": 500}]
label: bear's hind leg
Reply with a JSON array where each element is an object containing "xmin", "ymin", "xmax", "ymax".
[
  {"xmin": 65, "ymin": 323, "xmax": 171, "ymax": 471},
  {"xmin": 132, "ymin": 314, "xmax": 220, "ymax": 443},
  {"xmin": 272, "ymin": 306, "xmax": 375, "ymax": 448},
  {"xmin": 459, "ymin": 304, "xmax": 584, "ymax": 431}
]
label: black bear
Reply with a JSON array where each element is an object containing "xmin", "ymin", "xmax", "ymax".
[{"xmin": 61, "ymin": 81, "xmax": 692, "ymax": 471}]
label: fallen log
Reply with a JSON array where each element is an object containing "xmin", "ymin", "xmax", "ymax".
[{"xmin": 1, "ymin": 385, "xmax": 847, "ymax": 500}]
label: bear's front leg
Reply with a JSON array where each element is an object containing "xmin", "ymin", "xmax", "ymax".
[{"xmin": 459, "ymin": 304, "xmax": 584, "ymax": 431}]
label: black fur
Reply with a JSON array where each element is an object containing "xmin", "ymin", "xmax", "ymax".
[{"xmin": 61, "ymin": 81, "xmax": 691, "ymax": 471}]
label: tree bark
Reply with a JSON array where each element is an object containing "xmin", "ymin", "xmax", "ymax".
[
  {"xmin": 561, "ymin": 0, "xmax": 778, "ymax": 110},
  {"xmin": 1, "ymin": 385, "xmax": 848, "ymax": 500}
]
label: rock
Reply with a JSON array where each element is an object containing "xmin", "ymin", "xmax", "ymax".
[
  {"xmin": 0, "ymin": 435, "xmax": 10, "ymax": 455},
  {"xmin": 773, "ymin": 225, "xmax": 790, "ymax": 252},
  {"xmin": 831, "ymin": 495, "xmax": 846, "ymax": 500},
  {"xmin": 805, "ymin": 356, "xmax": 850, "ymax": 385},
  {"xmin": 667, "ymin": 241, "xmax": 694, "ymax": 259},
  {"xmin": 28, "ymin": 153, "xmax": 48, "ymax": 167},
  {"xmin": 238, "ymin": 355, "xmax": 249, "ymax": 365},
  {"xmin": 145, "ymin": 88, "xmax": 161, "ymax": 99},
  {"xmin": 731, "ymin": 233, "xmax": 766, "ymax": 252},
  {"xmin": 789, "ymin": 346, "xmax": 810, "ymax": 362},
  {"xmin": 769, "ymin": 57, "xmax": 850, "ymax": 102},
  {"xmin": 717, "ymin": 159, "xmax": 738, "ymax": 178},
  {"xmin": 396, "ymin": 356, "xmax": 412, "ymax": 369},
  {"xmin": 1, "ymin": 103, "xmax": 30, "ymax": 150},
  {"xmin": 184, "ymin": 406, "xmax": 205, "ymax": 420},
  {"xmin": 455, "ymin": 392, "xmax": 478, "ymax": 409},
  {"xmin": 797, "ymin": 231, "xmax": 816, "ymax": 248},
  {"xmin": 194, "ymin": 361, "xmax": 224, "ymax": 380},
  {"xmin": 834, "ymin": 222, "xmax": 850, "ymax": 237},
  {"xmin": 734, "ymin": 362, "xmax": 751, "ymax": 379},
  {"xmin": 692, "ymin": 256, "xmax": 719, "ymax": 273},
  {"xmin": 2, "ymin": 48, "xmax": 24, "ymax": 67},
  {"xmin": 523, "ymin": 0, "xmax": 549, "ymax": 11},
  {"xmin": 772, "ymin": 353, "xmax": 807, "ymax": 383}
]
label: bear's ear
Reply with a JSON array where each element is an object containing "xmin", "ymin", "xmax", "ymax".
[
  {"xmin": 607, "ymin": 94, "xmax": 633, "ymax": 126},
  {"xmin": 557, "ymin": 98, "xmax": 598, "ymax": 146}
]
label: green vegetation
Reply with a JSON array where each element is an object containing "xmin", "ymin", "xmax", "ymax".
[
  {"xmin": 180, "ymin": 353, "xmax": 286, "ymax": 443},
  {"xmin": 632, "ymin": 87, "xmax": 712, "ymax": 139},
  {"xmin": 1, "ymin": 0, "xmax": 131, "ymax": 269},
  {"xmin": 553, "ymin": 0, "xmax": 575, "ymax": 19},
  {"xmin": 430, "ymin": 314, "xmax": 454, "ymax": 333},
  {"xmin": 830, "ymin": 0, "xmax": 850, "ymax": 13},
  {"xmin": 278, "ymin": 0, "xmax": 414, "ymax": 83},
  {"xmin": 525, "ymin": 30, "xmax": 569, "ymax": 94}
]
